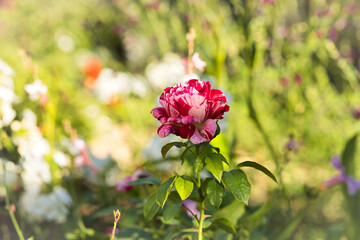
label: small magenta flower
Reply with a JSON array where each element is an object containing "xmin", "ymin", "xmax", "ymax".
[
  {"xmin": 344, "ymin": 4, "xmax": 356, "ymax": 14},
  {"xmin": 280, "ymin": 77, "xmax": 289, "ymax": 87},
  {"xmin": 151, "ymin": 79, "xmax": 229, "ymax": 144},
  {"xmin": 182, "ymin": 52, "xmax": 207, "ymax": 74},
  {"xmin": 294, "ymin": 74, "xmax": 303, "ymax": 85},
  {"xmin": 191, "ymin": 53, "xmax": 206, "ymax": 72},
  {"xmin": 320, "ymin": 155, "xmax": 360, "ymax": 195},
  {"xmin": 182, "ymin": 200, "xmax": 200, "ymax": 218},
  {"xmin": 261, "ymin": 0, "xmax": 275, "ymax": 5},
  {"xmin": 284, "ymin": 135, "xmax": 299, "ymax": 153},
  {"xmin": 352, "ymin": 107, "xmax": 360, "ymax": 120},
  {"xmin": 116, "ymin": 170, "xmax": 151, "ymax": 192}
]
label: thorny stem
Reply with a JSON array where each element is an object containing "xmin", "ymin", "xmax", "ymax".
[
  {"xmin": 196, "ymin": 165, "xmax": 204, "ymax": 240},
  {"xmin": 181, "ymin": 203, "xmax": 199, "ymax": 222},
  {"xmin": 198, "ymin": 200, "xmax": 205, "ymax": 240}
]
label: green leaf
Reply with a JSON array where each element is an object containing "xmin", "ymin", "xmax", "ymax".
[
  {"xmin": 180, "ymin": 145, "xmax": 195, "ymax": 164},
  {"xmin": 210, "ymin": 152, "xmax": 228, "ymax": 165},
  {"xmin": 341, "ymin": 134, "xmax": 357, "ymax": 176},
  {"xmin": 143, "ymin": 193, "xmax": 160, "ymax": 221},
  {"xmin": 128, "ymin": 177, "xmax": 162, "ymax": 186},
  {"xmin": 212, "ymin": 218, "xmax": 236, "ymax": 233},
  {"xmin": 168, "ymin": 191, "xmax": 182, "ymax": 202},
  {"xmin": 236, "ymin": 161, "xmax": 277, "ymax": 183},
  {"xmin": 206, "ymin": 179, "xmax": 225, "ymax": 208},
  {"xmin": 222, "ymin": 170, "xmax": 251, "ymax": 205},
  {"xmin": 213, "ymin": 200, "xmax": 245, "ymax": 227},
  {"xmin": 114, "ymin": 228, "xmax": 153, "ymax": 240},
  {"xmin": 175, "ymin": 176, "xmax": 194, "ymax": 200},
  {"xmin": 340, "ymin": 133, "xmax": 360, "ymax": 237},
  {"xmin": 163, "ymin": 201, "xmax": 182, "ymax": 222},
  {"xmin": 205, "ymin": 154, "xmax": 224, "ymax": 182},
  {"xmin": 194, "ymin": 156, "xmax": 205, "ymax": 173},
  {"xmin": 240, "ymin": 199, "xmax": 273, "ymax": 231},
  {"xmin": 274, "ymin": 212, "xmax": 305, "ymax": 240},
  {"xmin": 156, "ymin": 177, "xmax": 176, "ymax": 208},
  {"xmin": 208, "ymin": 144, "xmax": 220, "ymax": 153},
  {"xmin": 161, "ymin": 142, "xmax": 184, "ymax": 159}
]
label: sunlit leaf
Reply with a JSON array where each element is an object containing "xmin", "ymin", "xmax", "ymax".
[
  {"xmin": 236, "ymin": 161, "xmax": 277, "ymax": 183},
  {"xmin": 143, "ymin": 193, "xmax": 160, "ymax": 221},
  {"xmin": 205, "ymin": 154, "xmax": 224, "ymax": 182},
  {"xmin": 222, "ymin": 170, "xmax": 251, "ymax": 205},
  {"xmin": 174, "ymin": 176, "xmax": 193, "ymax": 200},
  {"xmin": 161, "ymin": 142, "xmax": 185, "ymax": 159},
  {"xmin": 156, "ymin": 177, "xmax": 176, "ymax": 208},
  {"xmin": 206, "ymin": 179, "xmax": 224, "ymax": 208}
]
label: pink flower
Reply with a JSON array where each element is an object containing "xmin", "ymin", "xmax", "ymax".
[
  {"xmin": 191, "ymin": 53, "xmax": 206, "ymax": 72},
  {"xmin": 116, "ymin": 170, "xmax": 151, "ymax": 192},
  {"xmin": 72, "ymin": 138, "xmax": 98, "ymax": 174},
  {"xmin": 320, "ymin": 156, "xmax": 360, "ymax": 195},
  {"xmin": 294, "ymin": 74, "xmax": 303, "ymax": 85},
  {"xmin": 280, "ymin": 77, "xmax": 289, "ymax": 87},
  {"xmin": 182, "ymin": 200, "xmax": 200, "ymax": 218},
  {"xmin": 24, "ymin": 79, "xmax": 48, "ymax": 104},
  {"xmin": 151, "ymin": 79, "xmax": 229, "ymax": 144},
  {"xmin": 352, "ymin": 107, "xmax": 360, "ymax": 120},
  {"xmin": 261, "ymin": 0, "xmax": 275, "ymax": 5},
  {"xmin": 182, "ymin": 53, "xmax": 207, "ymax": 74}
]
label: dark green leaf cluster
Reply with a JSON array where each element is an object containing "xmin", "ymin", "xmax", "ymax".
[{"xmin": 139, "ymin": 140, "xmax": 277, "ymax": 230}]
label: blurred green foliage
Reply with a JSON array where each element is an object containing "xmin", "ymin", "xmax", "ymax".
[{"xmin": 1, "ymin": 0, "xmax": 360, "ymax": 239}]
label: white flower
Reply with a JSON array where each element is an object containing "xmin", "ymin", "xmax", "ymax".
[
  {"xmin": 0, "ymin": 159, "xmax": 20, "ymax": 196},
  {"xmin": 0, "ymin": 75, "xmax": 17, "ymax": 104},
  {"xmin": 146, "ymin": 53, "xmax": 186, "ymax": 89},
  {"xmin": 56, "ymin": 35, "xmax": 74, "ymax": 53},
  {"xmin": 24, "ymin": 79, "xmax": 48, "ymax": 101},
  {"xmin": 0, "ymin": 102, "xmax": 16, "ymax": 125},
  {"xmin": 20, "ymin": 186, "xmax": 72, "ymax": 223},
  {"xmin": 0, "ymin": 58, "xmax": 14, "ymax": 76},
  {"xmin": 53, "ymin": 151, "xmax": 70, "ymax": 168},
  {"xmin": 14, "ymin": 110, "xmax": 51, "ymax": 185},
  {"xmin": 131, "ymin": 77, "xmax": 148, "ymax": 97},
  {"xmin": 93, "ymin": 68, "xmax": 130, "ymax": 103}
]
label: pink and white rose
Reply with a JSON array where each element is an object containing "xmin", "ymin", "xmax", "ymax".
[{"xmin": 151, "ymin": 79, "xmax": 229, "ymax": 144}]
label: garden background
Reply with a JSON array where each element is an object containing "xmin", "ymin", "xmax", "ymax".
[{"xmin": 0, "ymin": 0, "xmax": 360, "ymax": 239}]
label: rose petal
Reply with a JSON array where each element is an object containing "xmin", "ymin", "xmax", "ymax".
[
  {"xmin": 210, "ymin": 89, "xmax": 226, "ymax": 102},
  {"xmin": 151, "ymin": 107, "xmax": 168, "ymax": 124},
  {"xmin": 190, "ymin": 119, "xmax": 217, "ymax": 144},
  {"xmin": 157, "ymin": 124, "xmax": 176, "ymax": 138}
]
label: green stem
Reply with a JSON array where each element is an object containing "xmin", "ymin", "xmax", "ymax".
[
  {"xmin": 3, "ymin": 162, "xmax": 25, "ymax": 240},
  {"xmin": 247, "ymin": 72, "xmax": 282, "ymax": 182},
  {"xmin": 110, "ymin": 221, "xmax": 117, "ymax": 240},
  {"xmin": 196, "ymin": 168, "xmax": 204, "ymax": 240},
  {"xmin": 198, "ymin": 200, "xmax": 205, "ymax": 240}
]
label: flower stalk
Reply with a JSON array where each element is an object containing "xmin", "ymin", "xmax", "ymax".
[
  {"xmin": 2, "ymin": 161, "xmax": 25, "ymax": 240},
  {"xmin": 196, "ymin": 154, "xmax": 204, "ymax": 240},
  {"xmin": 111, "ymin": 209, "xmax": 121, "ymax": 240}
]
